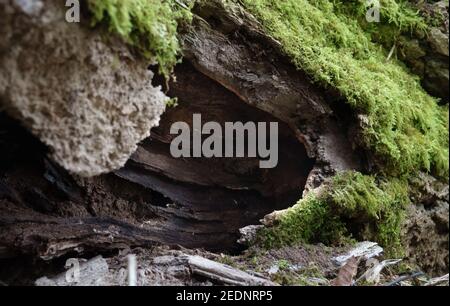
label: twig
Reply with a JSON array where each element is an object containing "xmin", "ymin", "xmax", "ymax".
[
  {"xmin": 386, "ymin": 43, "xmax": 396, "ymax": 62},
  {"xmin": 424, "ymin": 274, "xmax": 449, "ymax": 286},
  {"xmin": 384, "ymin": 271, "xmax": 425, "ymax": 286},
  {"xmin": 174, "ymin": 0, "xmax": 189, "ymax": 10},
  {"xmin": 128, "ymin": 254, "xmax": 137, "ymax": 286}
]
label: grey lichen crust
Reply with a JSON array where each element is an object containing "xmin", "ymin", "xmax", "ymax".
[{"xmin": 0, "ymin": 0, "xmax": 168, "ymax": 176}]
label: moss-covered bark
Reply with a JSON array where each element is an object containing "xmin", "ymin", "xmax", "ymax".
[
  {"xmin": 87, "ymin": 0, "xmax": 193, "ymax": 77},
  {"xmin": 256, "ymin": 172, "xmax": 410, "ymax": 256},
  {"xmin": 239, "ymin": 0, "xmax": 448, "ymax": 179}
]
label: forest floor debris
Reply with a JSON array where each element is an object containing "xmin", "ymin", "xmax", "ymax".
[{"xmin": 29, "ymin": 242, "xmax": 447, "ymax": 286}]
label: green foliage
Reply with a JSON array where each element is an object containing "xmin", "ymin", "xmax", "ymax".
[
  {"xmin": 271, "ymin": 263, "xmax": 325, "ymax": 285},
  {"xmin": 258, "ymin": 172, "xmax": 410, "ymax": 256},
  {"xmin": 332, "ymin": 0, "xmax": 428, "ymax": 34},
  {"xmin": 239, "ymin": 0, "xmax": 449, "ymax": 178},
  {"xmin": 276, "ymin": 259, "xmax": 291, "ymax": 270},
  {"xmin": 87, "ymin": 0, "xmax": 192, "ymax": 77},
  {"xmin": 331, "ymin": 0, "xmax": 429, "ymax": 50},
  {"xmin": 259, "ymin": 193, "xmax": 347, "ymax": 248},
  {"xmin": 165, "ymin": 97, "xmax": 179, "ymax": 108}
]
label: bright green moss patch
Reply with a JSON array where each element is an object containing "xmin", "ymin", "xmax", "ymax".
[
  {"xmin": 87, "ymin": 0, "xmax": 192, "ymax": 77},
  {"xmin": 239, "ymin": 0, "xmax": 449, "ymax": 178},
  {"xmin": 332, "ymin": 0, "xmax": 428, "ymax": 34},
  {"xmin": 258, "ymin": 172, "xmax": 410, "ymax": 256},
  {"xmin": 331, "ymin": 0, "xmax": 429, "ymax": 51}
]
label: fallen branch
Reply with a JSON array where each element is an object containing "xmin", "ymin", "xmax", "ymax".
[
  {"xmin": 384, "ymin": 272, "xmax": 425, "ymax": 286},
  {"xmin": 424, "ymin": 274, "xmax": 449, "ymax": 286},
  {"xmin": 154, "ymin": 254, "xmax": 277, "ymax": 286}
]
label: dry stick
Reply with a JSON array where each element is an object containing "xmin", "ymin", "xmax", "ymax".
[
  {"xmin": 424, "ymin": 273, "xmax": 449, "ymax": 286},
  {"xmin": 128, "ymin": 254, "xmax": 137, "ymax": 286},
  {"xmin": 386, "ymin": 43, "xmax": 396, "ymax": 62},
  {"xmin": 174, "ymin": 0, "xmax": 189, "ymax": 10},
  {"xmin": 185, "ymin": 255, "xmax": 276, "ymax": 286},
  {"xmin": 384, "ymin": 271, "xmax": 425, "ymax": 286}
]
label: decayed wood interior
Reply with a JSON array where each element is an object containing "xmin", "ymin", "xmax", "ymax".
[{"xmin": 0, "ymin": 62, "xmax": 314, "ymax": 265}]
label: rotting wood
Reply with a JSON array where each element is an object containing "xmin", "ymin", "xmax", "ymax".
[{"xmin": 153, "ymin": 254, "xmax": 277, "ymax": 286}]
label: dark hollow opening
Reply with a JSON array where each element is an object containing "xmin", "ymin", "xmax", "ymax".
[
  {"xmin": 117, "ymin": 62, "xmax": 315, "ymax": 251},
  {"xmin": 0, "ymin": 62, "xmax": 314, "ymax": 272}
]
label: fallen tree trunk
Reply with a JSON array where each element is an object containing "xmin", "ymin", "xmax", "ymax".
[
  {"xmin": 0, "ymin": 0, "xmax": 361, "ymax": 261},
  {"xmin": 0, "ymin": 0, "xmax": 447, "ymax": 285}
]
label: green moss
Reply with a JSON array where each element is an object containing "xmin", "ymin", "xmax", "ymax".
[
  {"xmin": 259, "ymin": 193, "xmax": 347, "ymax": 247},
  {"xmin": 271, "ymin": 263, "xmax": 326, "ymax": 286},
  {"xmin": 87, "ymin": 0, "xmax": 192, "ymax": 77},
  {"xmin": 332, "ymin": 0, "xmax": 428, "ymax": 34},
  {"xmin": 239, "ymin": 0, "xmax": 449, "ymax": 178},
  {"xmin": 258, "ymin": 172, "xmax": 410, "ymax": 256},
  {"xmin": 330, "ymin": 0, "xmax": 429, "ymax": 56},
  {"xmin": 276, "ymin": 259, "xmax": 291, "ymax": 270},
  {"xmin": 165, "ymin": 97, "xmax": 179, "ymax": 108},
  {"xmin": 239, "ymin": 1, "xmax": 446, "ymax": 256}
]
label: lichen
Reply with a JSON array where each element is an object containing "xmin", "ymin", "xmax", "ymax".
[
  {"xmin": 258, "ymin": 172, "xmax": 410, "ymax": 256},
  {"xmin": 87, "ymin": 0, "xmax": 192, "ymax": 77},
  {"xmin": 239, "ymin": 0, "xmax": 449, "ymax": 179}
]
